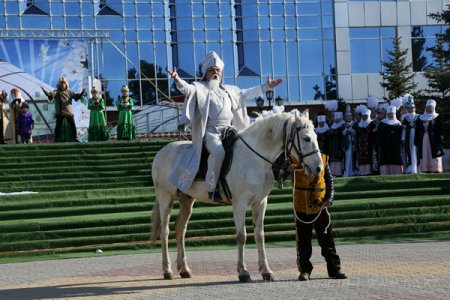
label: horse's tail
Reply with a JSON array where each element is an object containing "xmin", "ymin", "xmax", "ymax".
[{"xmin": 150, "ymin": 197, "xmax": 161, "ymax": 242}]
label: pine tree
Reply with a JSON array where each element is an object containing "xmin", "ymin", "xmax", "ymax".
[
  {"xmin": 379, "ymin": 36, "xmax": 418, "ymax": 99},
  {"xmin": 423, "ymin": 35, "xmax": 450, "ymax": 102},
  {"xmin": 428, "ymin": 5, "xmax": 450, "ymax": 147},
  {"xmin": 429, "ymin": 5, "xmax": 450, "ymax": 60}
]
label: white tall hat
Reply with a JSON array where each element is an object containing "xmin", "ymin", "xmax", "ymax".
[
  {"xmin": 201, "ymin": 51, "xmax": 225, "ymax": 75},
  {"xmin": 345, "ymin": 104, "xmax": 352, "ymax": 116},
  {"xmin": 387, "ymin": 106, "xmax": 396, "ymax": 114},
  {"xmin": 426, "ymin": 99, "xmax": 436, "ymax": 108},
  {"xmin": 334, "ymin": 111, "xmax": 343, "ymax": 119},
  {"xmin": 317, "ymin": 115, "xmax": 326, "ymax": 122},
  {"xmin": 362, "ymin": 109, "xmax": 371, "ymax": 116}
]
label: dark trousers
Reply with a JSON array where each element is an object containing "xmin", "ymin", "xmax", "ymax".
[
  {"xmin": 295, "ymin": 209, "xmax": 341, "ymax": 276},
  {"xmin": 55, "ymin": 115, "xmax": 77, "ymax": 142}
]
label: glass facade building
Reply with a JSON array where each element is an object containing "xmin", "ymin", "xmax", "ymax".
[
  {"xmin": 0, "ymin": 0, "xmax": 448, "ymax": 106},
  {"xmin": 0, "ymin": 0, "xmax": 336, "ymax": 106}
]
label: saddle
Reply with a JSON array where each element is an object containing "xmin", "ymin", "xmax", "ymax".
[{"xmin": 195, "ymin": 127, "xmax": 239, "ymax": 201}]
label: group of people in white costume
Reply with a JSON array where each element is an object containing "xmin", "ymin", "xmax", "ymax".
[{"xmin": 314, "ymin": 95, "xmax": 444, "ymax": 177}]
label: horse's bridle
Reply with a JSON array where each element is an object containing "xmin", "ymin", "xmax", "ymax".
[
  {"xmin": 237, "ymin": 119, "xmax": 319, "ymax": 167},
  {"xmin": 284, "ymin": 120, "xmax": 320, "ymax": 164}
]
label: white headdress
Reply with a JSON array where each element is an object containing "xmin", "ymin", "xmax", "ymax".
[
  {"xmin": 331, "ymin": 111, "xmax": 345, "ymax": 129},
  {"xmin": 317, "ymin": 115, "xmax": 326, "ymax": 123},
  {"xmin": 345, "ymin": 104, "xmax": 352, "ymax": 116},
  {"xmin": 359, "ymin": 109, "xmax": 372, "ymax": 128},
  {"xmin": 367, "ymin": 96, "xmax": 379, "ymax": 109},
  {"xmin": 324, "ymin": 100, "xmax": 338, "ymax": 112},
  {"xmin": 420, "ymin": 99, "xmax": 439, "ymax": 121},
  {"xmin": 402, "ymin": 93, "xmax": 414, "ymax": 107},
  {"xmin": 382, "ymin": 106, "xmax": 401, "ymax": 126},
  {"xmin": 403, "ymin": 94, "xmax": 415, "ymax": 108},
  {"xmin": 315, "ymin": 115, "xmax": 329, "ymax": 134},
  {"xmin": 426, "ymin": 99, "xmax": 436, "ymax": 108},
  {"xmin": 334, "ymin": 111, "xmax": 343, "ymax": 120},
  {"xmin": 201, "ymin": 51, "xmax": 225, "ymax": 76},
  {"xmin": 390, "ymin": 97, "xmax": 403, "ymax": 109},
  {"xmin": 355, "ymin": 104, "xmax": 368, "ymax": 115}
]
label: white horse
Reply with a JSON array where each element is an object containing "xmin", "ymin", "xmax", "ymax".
[{"xmin": 151, "ymin": 112, "xmax": 323, "ymax": 282}]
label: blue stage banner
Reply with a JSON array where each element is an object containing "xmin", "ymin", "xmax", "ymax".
[{"xmin": 0, "ymin": 39, "xmax": 90, "ymax": 139}]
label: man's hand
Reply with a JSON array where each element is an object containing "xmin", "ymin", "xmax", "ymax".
[
  {"xmin": 287, "ymin": 163, "xmax": 297, "ymax": 172},
  {"xmin": 168, "ymin": 67, "xmax": 180, "ymax": 83},
  {"xmin": 266, "ymin": 75, "xmax": 283, "ymax": 89}
]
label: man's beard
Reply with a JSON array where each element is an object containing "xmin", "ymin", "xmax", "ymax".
[{"xmin": 208, "ymin": 77, "xmax": 221, "ymax": 89}]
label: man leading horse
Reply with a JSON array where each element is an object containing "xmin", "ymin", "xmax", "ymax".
[{"xmin": 168, "ymin": 51, "xmax": 283, "ymax": 203}]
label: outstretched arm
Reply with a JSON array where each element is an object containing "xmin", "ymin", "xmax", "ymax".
[
  {"xmin": 266, "ymin": 74, "xmax": 283, "ymax": 89},
  {"xmin": 73, "ymin": 88, "xmax": 86, "ymax": 101},
  {"xmin": 240, "ymin": 75, "xmax": 283, "ymax": 100},
  {"xmin": 41, "ymin": 87, "xmax": 54, "ymax": 100},
  {"xmin": 168, "ymin": 67, "xmax": 195, "ymax": 97},
  {"xmin": 0, "ymin": 90, "xmax": 7, "ymax": 103}
]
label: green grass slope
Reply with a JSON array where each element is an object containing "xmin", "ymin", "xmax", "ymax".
[{"xmin": 0, "ymin": 140, "xmax": 449, "ymax": 263}]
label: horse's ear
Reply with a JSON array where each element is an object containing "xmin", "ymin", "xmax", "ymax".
[{"xmin": 302, "ymin": 109, "xmax": 309, "ymax": 119}]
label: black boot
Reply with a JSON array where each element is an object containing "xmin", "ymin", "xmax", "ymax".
[
  {"xmin": 298, "ymin": 272, "xmax": 310, "ymax": 281},
  {"xmin": 329, "ymin": 271, "xmax": 347, "ymax": 279}
]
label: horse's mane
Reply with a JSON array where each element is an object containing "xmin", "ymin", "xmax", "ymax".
[{"xmin": 240, "ymin": 113, "xmax": 314, "ymax": 146}]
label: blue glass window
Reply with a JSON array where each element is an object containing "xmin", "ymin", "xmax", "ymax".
[
  {"xmin": 287, "ymin": 43, "xmax": 299, "ymax": 76},
  {"xmin": 50, "ymin": 2, "xmax": 63, "ymax": 15},
  {"xmin": 411, "ymin": 25, "xmax": 450, "ymax": 72},
  {"xmin": 66, "ymin": 17, "xmax": 81, "ymax": 29},
  {"xmin": 350, "ymin": 27, "xmax": 395, "ymax": 73},
  {"xmin": 102, "ymin": 43, "xmax": 126, "ymax": 80},
  {"xmin": 6, "ymin": 2, "xmax": 20, "ymax": 15},
  {"xmin": 302, "ymin": 76, "xmax": 325, "ymax": 101},
  {"xmin": 273, "ymin": 42, "xmax": 287, "ymax": 77},
  {"xmin": 300, "ymin": 41, "xmax": 323, "ymax": 75},
  {"xmin": 297, "ymin": 4, "xmax": 320, "ymax": 15},
  {"xmin": 234, "ymin": 0, "xmax": 260, "ymax": 76},
  {"xmin": 65, "ymin": 2, "xmax": 80, "ymax": 16},
  {"xmin": 22, "ymin": 16, "xmax": 50, "ymax": 29},
  {"xmin": 288, "ymin": 76, "xmax": 300, "ymax": 102}
]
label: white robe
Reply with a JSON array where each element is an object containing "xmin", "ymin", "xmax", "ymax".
[
  {"xmin": 169, "ymin": 78, "xmax": 269, "ymax": 193},
  {"xmin": 343, "ymin": 121, "xmax": 355, "ymax": 177}
]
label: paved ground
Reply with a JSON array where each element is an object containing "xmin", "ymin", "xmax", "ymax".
[{"xmin": 0, "ymin": 241, "xmax": 449, "ymax": 300}]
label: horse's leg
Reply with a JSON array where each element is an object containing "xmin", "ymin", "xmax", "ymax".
[
  {"xmin": 233, "ymin": 201, "xmax": 251, "ymax": 283},
  {"xmin": 175, "ymin": 193, "xmax": 195, "ymax": 278},
  {"xmin": 157, "ymin": 190, "xmax": 174, "ymax": 279},
  {"xmin": 252, "ymin": 197, "xmax": 274, "ymax": 281}
]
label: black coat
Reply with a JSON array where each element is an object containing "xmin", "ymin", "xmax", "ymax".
[
  {"xmin": 328, "ymin": 125, "xmax": 344, "ymax": 162},
  {"xmin": 316, "ymin": 130, "xmax": 331, "ymax": 156},
  {"xmin": 414, "ymin": 115, "xmax": 444, "ymax": 159},
  {"xmin": 377, "ymin": 122, "xmax": 403, "ymax": 166}
]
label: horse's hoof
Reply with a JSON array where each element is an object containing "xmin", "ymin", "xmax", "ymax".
[
  {"xmin": 163, "ymin": 272, "xmax": 173, "ymax": 280},
  {"xmin": 238, "ymin": 274, "xmax": 252, "ymax": 283},
  {"xmin": 180, "ymin": 271, "xmax": 192, "ymax": 278},
  {"xmin": 262, "ymin": 273, "xmax": 275, "ymax": 282}
]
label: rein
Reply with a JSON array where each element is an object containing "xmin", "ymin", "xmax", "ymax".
[{"xmin": 237, "ymin": 134, "xmax": 276, "ymax": 166}]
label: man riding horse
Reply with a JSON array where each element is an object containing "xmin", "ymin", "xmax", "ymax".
[{"xmin": 168, "ymin": 51, "xmax": 283, "ymax": 203}]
